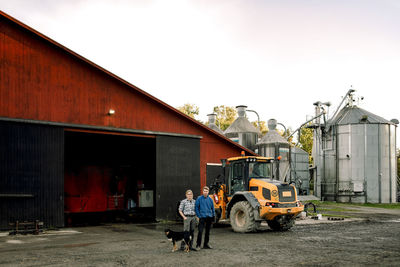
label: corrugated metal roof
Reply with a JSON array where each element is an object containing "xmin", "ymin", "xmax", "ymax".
[
  {"xmin": 291, "ymin": 146, "xmax": 308, "ymax": 154},
  {"xmin": 257, "ymin": 129, "xmax": 288, "ymax": 145},
  {"xmin": 224, "ymin": 117, "xmax": 260, "ymax": 135},
  {"xmin": 328, "ymin": 106, "xmax": 393, "ymax": 125}
]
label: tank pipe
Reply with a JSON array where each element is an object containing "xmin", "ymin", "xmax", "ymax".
[
  {"xmin": 277, "ymin": 123, "xmax": 287, "ymax": 134},
  {"xmin": 246, "ymin": 109, "xmax": 261, "ymax": 132},
  {"xmin": 330, "ymin": 89, "xmax": 355, "ymax": 121}
]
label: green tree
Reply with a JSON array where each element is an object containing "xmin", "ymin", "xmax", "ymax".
[
  {"xmin": 298, "ymin": 126, "xmax": 314, "ymax": 163},
  {"xmin": 177, "ymin": 103, "xmax": 200, "ymax": 119},
  {"xmin": 281, "ymin": 127, "xmax": 295, "ymax": 145},
  {"xmin": 213, "ymin": 105, "xmax": 237, "ymax": 131},
  {"xmin": 251, "ymin": 121, "xmax": 268, "ymax": 135}
]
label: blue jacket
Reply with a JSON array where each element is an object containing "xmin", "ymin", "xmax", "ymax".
[{"xmin": 195, "ymin": 195, "xmax": 215, "ymax": 218}]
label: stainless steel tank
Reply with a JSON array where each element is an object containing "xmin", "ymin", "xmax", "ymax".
[
  {"xmin": 224, "ymin": 105, "xmax": 260, "ymax": 151},
  {"xmin": 256, "ymin": 119, "xmax": 290, "ymax": 181},
  {"xmin": 312, "ymin": 100, "xmax": 398, "ymax": 203},
  {"xmin": 207, "ymin": 113, "xmax": 224, "ymax": 134}
]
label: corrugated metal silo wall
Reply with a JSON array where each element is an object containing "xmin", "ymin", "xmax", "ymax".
[
  {"xmin": 379, "ymin": 124, "xmax": 397, "ymax": 203},
  {"xmin": 380, "ymin": 124, "xmax": 390, "ymax": 203},
  {"xmin": 365, "ymin": 124, "xmax": 380, "ymax": 202},
  {"xmin": 335, "ymin": 123, "xmax": 397, "ymax": 203},
  {"xmin": 0, "ymin": 121, "xmax": 64, "ymax": 229},
  {"xmin": 314, "ymin": 126, "xmax": 338, "ymax": 199},
  {"xmin": 389, "ymin": 125, "xmax": 397, "ymax": 202},
  {"xmin": 156, "ymin": 136, "xmax": 200, "ymax": 220},
  {"xmin": 290, "ymin": 149, "xmax": 310, "ymax": 194}
]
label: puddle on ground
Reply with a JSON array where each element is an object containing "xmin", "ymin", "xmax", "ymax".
[
  {"xmin": 44, "ymin": 230, "xmax": 81, "ymax": 235},
  {"xmin": 383, "ymin": 219, "xmax": 400, "ymax": 223},
  {"xmin": 6, "ymin": 240, "xmax": 24, "ymax": 244}
]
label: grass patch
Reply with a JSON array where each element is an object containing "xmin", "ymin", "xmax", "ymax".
[
  {"xmin": 306, "ymin": 200, "xmax": 400, "ymax": 209},
  {"xmin": 353, "ymin": 203, "xmax": 400, "ymax": 209},
  {"xmin": 317, "ymin": 207, "xmax": 358, "ymax": 212}
]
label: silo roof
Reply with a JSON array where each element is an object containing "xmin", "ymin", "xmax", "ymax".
[
  {"xmin": 256, "ymin": 129, "xmax": 288, "ymax": 145},
  {"xmin": 328, "ymin": 106, "xmax": 393, "ymax": 125},
  {"xmin": 209, "ymin": 124, "xmax": 224, "ymax": 134},
  {"xmin": 291, "ymin": 146, "xmax": 308, "ymax": 154},
  {"xmin": 224, "ymin": 117, "xmax": 260, "ymax": 134}
]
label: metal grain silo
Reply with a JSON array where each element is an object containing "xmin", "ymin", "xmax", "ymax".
[
  {"xmin": 290, "ymin": 147, "xmax": 310, "ymax": 195},
  {"xmin": 256, "ymin": 119, "xmax": 290, "ymax": 181},
  {"xmin": 312, "ymin": 91, "xmax": 398, "ymax": 203},
  {"xmin": 224, "ymin": 105, "xmax": 260, "ymax": 151},
  {"xmin": 207, "ymin": 113, "xmax": 223, "ymax": 134}
]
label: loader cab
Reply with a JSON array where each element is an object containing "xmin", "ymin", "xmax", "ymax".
[
  {"xmin": 230, "ymin": 160, "xmax": 246, "ymax": 194},
  {"xmin": 226, "ymin": 156, "xmax": 274, "ymax": 195}
]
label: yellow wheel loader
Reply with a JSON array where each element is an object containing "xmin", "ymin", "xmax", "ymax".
[{"xmin": 210, "ymin": 153, "xmax": 304, "ymax": 232}]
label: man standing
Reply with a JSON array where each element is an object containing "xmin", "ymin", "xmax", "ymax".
[
  {"xmin": 195, "ymin": 186, "xmax": 215, "ymax": 250},
  {"xmin": 178, "ymin": 189, "xmax": 197, "ymax": 251}
]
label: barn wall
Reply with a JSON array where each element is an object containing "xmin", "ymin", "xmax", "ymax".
[
  {"xmin": 0, "ymin": 15, "xmax": 228, "ymax": 141},
  {"xmin": 0, "ymin": 121, "xmax": 64, "ymax": 229},
  {"xmin": 0, "ymin": 13, "xmax": 252, "ymax": 189}
]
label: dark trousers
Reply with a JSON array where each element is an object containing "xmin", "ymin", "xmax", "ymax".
[{"xmin": 196, "ymin": 217, "xmax": 213, "ymax": 247}]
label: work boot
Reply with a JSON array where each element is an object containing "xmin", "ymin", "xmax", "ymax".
[
  {"xmin": 196, "ymin": 244, "xmax": 201, "ymax": 250},
  {"xmin": 203, "ymin": 244, "xmax": 213, "ymax": 249}
]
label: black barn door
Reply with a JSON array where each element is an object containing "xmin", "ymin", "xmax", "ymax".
[{"xmin": 156, "ymin": 136, "xmax": 200, "ymax": 220}]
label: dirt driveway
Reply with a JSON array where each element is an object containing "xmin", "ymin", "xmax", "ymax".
[{"xmin": 1, "ymin": 204, "xmax": 400, "ymax": 266}]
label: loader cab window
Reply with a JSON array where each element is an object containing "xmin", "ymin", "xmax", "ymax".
[
  {"xmin": 229, "ymin": 161, "xmax": 245, "ymax": 194},
  {"xmin": 248, "ymin": 162, "xmax": 271, "ymax": 179}
]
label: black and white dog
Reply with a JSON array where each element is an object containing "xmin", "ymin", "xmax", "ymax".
[{"xmin": 164, "ymin": 229, "xmax": 191, "ymax": 252}]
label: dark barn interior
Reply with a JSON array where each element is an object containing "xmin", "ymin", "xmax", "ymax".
[{"xmin": 64, "ymin": 131, "xmax": 156, "ymax": 224}]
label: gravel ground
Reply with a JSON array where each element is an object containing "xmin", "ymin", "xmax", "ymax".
[{"xmin": 1, "ymin": 205, "xmax": 399, "ymax": 267}]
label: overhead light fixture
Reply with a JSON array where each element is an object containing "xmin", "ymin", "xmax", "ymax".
[{"xmin": 108, "ymin": 109, "xmax": 115, "ymax": 115}]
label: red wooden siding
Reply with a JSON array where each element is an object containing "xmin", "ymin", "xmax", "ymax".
[{"xmin": 0, "ymin": 12, "xmax": 255, "ymax": 187}]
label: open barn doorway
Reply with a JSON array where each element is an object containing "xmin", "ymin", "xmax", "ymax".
[{"xmin": 64, "ymin": 130, "xmax": 156, "ymax": 225}]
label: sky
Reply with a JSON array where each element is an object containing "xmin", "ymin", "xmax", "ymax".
[{"xmin": 1, "ymin": 0, "xmax": 400, "ymax": 145}]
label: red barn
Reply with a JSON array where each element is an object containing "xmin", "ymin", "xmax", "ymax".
[{"xmin": 0, "ymin": 11, "xmax": 255, "ymax": 229}]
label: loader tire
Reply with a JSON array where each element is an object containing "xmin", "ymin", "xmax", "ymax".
[
  {"xmin": 230, "ymin": 201, "xmax": 260, "ymax": 233},
  {"xmin": 267, "ymin": 216, "xmax": 294, "ymax": 231}
]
